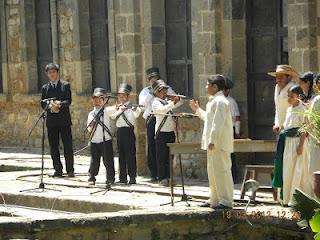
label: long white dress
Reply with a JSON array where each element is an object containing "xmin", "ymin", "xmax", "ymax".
[
  {"xmin": 309, "ymin": 95, "xmax": 320, "ymax": 187},
  {"xmin": 282, "ymin": 103, "xmax": 312, "ymax": 205}
]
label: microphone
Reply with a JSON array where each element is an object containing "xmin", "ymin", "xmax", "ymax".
[{"xmin": 41, "ymin": 97, "xmax": 56, "ymax": 102}]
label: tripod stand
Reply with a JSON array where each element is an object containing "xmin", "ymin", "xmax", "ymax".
[
  {"xmin": 90, "ymin": 183, "xmax": 112, "ymax": 195},
  {"xmin": 160, "ymin": 113, "xmax": 203, "ymax": 206},
  {"xmin": 21, "ymin": 101, "xmax": 60, "ymax": 193}
]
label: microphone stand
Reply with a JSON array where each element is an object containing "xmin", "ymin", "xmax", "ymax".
[
  {"xmin": 21, "ymin": 101, "xmax": 61, "ymax": 193},
  {"xmin": 155, "ymin": 113, "xmax": 203, "ymax": 206}
]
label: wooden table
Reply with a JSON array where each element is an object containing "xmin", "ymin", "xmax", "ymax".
[{"xmin": 166, "ymin": 139, "xmax": 277, "ymax": 206}]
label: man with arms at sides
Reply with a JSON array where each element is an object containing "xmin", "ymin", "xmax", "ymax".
[
  {"xmin": 190, "ymin": 75, "xmax": 234, "ymax": 209},
  {"xmin": 41, "ymin": 63, "xmax": 74, "ymax": 178},
  {"xmin": 268, "ymin": 65, "xmax": 298, "ymax": 134}
]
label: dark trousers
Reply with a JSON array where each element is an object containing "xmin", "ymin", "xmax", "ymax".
[
  {"xmin": 47, "ymin": 125, "xmax": 74, "ymax": 174},
  {"xmin": 146, "ymin": 116, "xmax": 157, "ymax": 178},
  {"xmin": 117, "ymin": 127, "xmax": 137, "ymax": 182},
  {"xmin": 231, "ymin": 127, "xmax": 238, "ymax": 183},
  {"xmin": 155, "ymin": 131, "xmax": 175, "ymax": 180},
  {"xmin": 89, "ymin": 140, "xmax": 115, "ymax": 182}
]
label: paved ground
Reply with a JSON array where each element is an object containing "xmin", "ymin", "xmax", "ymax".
[{"xmin": 0, "ymin": 146, "xmax": 296, "ymax": 223}]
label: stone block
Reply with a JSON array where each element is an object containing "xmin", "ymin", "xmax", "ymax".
[
  {"xmin": 122, "ymin": 34, "xmax": 141, "ymax": 53},
  {"xmin": 202, "ymin": 11, "xmax": 216, "ymax": 32},
  {"xmin": 119, "ymin": 0, "xmax": 134, "ymax": 14},
  {"xmin": 117, "ymin": 55, "xmax": 131, "ymax": 74},
  {"xmin": 115, "ymin": 15, "xmax": 127, "ymax": 33},
  {"xmin": 197, "ymin": 33, "xmax": 211, "ymax": 53}
]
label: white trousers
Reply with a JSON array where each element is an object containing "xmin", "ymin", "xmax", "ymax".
[{"xmin": 207, "ymin": 148, "xmax": 234, "ymax": 207}]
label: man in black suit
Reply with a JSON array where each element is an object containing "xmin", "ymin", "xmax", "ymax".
[{"xmin": 41, "ymin": 63, "xmax": 75, "ymax": 177}]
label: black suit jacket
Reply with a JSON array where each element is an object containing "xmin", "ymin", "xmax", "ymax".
[{"xmin": 41, "ymin": 80, "xmax": 72, "ymax": 127}]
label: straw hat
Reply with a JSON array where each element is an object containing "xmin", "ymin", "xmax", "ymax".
[{"xmin": 268, "ymin": 65, "xmax": 299, "ymax": 79}]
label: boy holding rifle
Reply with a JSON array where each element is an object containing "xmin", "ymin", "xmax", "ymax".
[
  {"xmin": 87, "ymin": 88, "xmax": 116, "ymax": 186},
  {"xmin": 111, "ymin": 83, "xmax": 141, "ymax": 184}
]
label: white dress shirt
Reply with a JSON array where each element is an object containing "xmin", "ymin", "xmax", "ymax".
[
  {"xmin": 152, "ymin": 97, "xmax": 183, "ymax": 133},
  {"xmin": 274, "ymin": 81, "xmax": 295, "ymax": 128},
  {"xmin": 283, "ymin": 102, "xmax": 306, "ymax": 130},
  {"xmin": 110, "ymin": 101, "xmax": 141, "ymax": 128},
  {"xmin": 139, "ymin": 86, "xmax": 176, "ymax": 119},
  {"xmin": 196, "ymin": 91, "xmax": 234, "ymax": 152},
  {"xmin": 87, "ymin": 106, "xmax": 116, "ymax": 143},
  {"xmin": 226, "ymin": 95, "xmax": 240, "ymax": 127}
]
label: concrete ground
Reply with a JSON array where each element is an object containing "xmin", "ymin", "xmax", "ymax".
[{"xmin": 0, "ymin": 147, "xmax": 296, "ymax": 223}]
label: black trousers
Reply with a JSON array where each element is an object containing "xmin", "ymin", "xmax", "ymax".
[
  {"xmin": 117, "ymin": 127, "xmax": 136, "ymax": 182},
  {"xmin": 146, "ymin": 116, "xmax": 157, "ymax": 178},
  {"xmin": 231, "ymin": 127, "xmax": 238, "ymax": 183},
  {"xmin": 155, "ymin": 131, "xmax": 175, "ymax": 181},
  {"xmin": 89, "ymin": 140, "xmax": 115, "ymax": 182},
  {"xmin": 47, "ymin": 125, "xmax": 74, "ymax": 174}
]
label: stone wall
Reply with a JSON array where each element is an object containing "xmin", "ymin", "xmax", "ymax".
[
  {"xmin": 288, "ymin": 0, "xmax": 319, "ymax": 72},
  {"xmin": 2, "ymin": 0, "xmax": 319, "ymax": 180},
  {"xmin": 0, "ymin": 209, "xmax": 312, "ymax": 240}
]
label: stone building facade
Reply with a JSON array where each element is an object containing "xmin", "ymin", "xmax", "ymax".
[{"xmin": 0, "ymin": 0, "xmax": 317, "ymax": 178}]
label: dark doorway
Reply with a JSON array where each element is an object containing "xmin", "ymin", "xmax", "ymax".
[
  {"xmin": 246, "ymin": 0, "xmax": 288, "ymax": 140},
  {"xmin": 35, "ymin": 0, "xmax": 53, "ymax": 90},
  {"xmin": 89, "ymin": 0, "xmax": 110, "ymax": 90},
  {"xmin": 165, "ymin": 0, "xmax": 193, "ymax": 97}
]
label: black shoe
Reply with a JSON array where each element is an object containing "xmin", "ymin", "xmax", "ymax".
[
  {"xmin": 199, "ymin": 202, "xmax": 211, "ymax": 208},
  {"xmin": 88, "ymin": 177, "xmax": 96, "ymax": 185},
  {"xmin": 129, "ymin": 179, "xmax": 136, "ymax": 184},
  {"xmin": 212, "ymin": 204, "xmax": 232, "ymax": 210},
  {"xmin": 51, "ymin": 172, "xmax": 63, "ymax": 178},
  {"xmin": 118, "ymin": 180, "xmax": 128, "ymax": 184},
  {"xmin": 106, "ymin": 180, "xmax": 115, "ymax": 185},
  {"xmin": 150, "ymin": 177, "xmax": 158, "ymax": 183},
  {"xmin": 67, "ymin": 172, "xmax": 75, "ymax": 178}
]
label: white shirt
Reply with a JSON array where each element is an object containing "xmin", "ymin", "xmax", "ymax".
[
  {"xmin": 274, "ymin": 81, "xmax": 295, "ymax": 128},
  {"xmin": 139, "ymin": 86, "xmax": 176, "ymax": 119},
  {"xmin": 196, "ymin": 91, "xmax": 234, "ymax": 152},
  {"xmin": 226, "ymin": 96, "xmax": 240, "ymax": 126},
  {"xmin": 110, "ymin": 101, "xmax": 141, "ymax": 128},
  {"xmin": 152, "ymin": 97, "xmax": 183, "ymax": 133},
  {"xmin": 283, "ymin": 102, "xmax": 306, "ymax": 130},
  {"xmin": 87, "ymin": 106, "xmax": 116, "ymax": 143}
]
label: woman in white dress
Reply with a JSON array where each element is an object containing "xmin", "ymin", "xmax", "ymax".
[{"xmin": 282, "ymin": 85, "xmax": 312, "ymax": 205}]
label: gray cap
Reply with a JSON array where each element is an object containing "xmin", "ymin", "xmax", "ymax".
[{"xmin": 92, "ymin": 88, "xmax": 107, "ymax": 98}]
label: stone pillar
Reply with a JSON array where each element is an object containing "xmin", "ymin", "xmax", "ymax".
[
  {"xmin": 222, "ymin": 0, "xmax": 248, "ymax": 137},
  {"xmin": 0, "ymin": 0, "xmax": 8, "ymax": 94},
  {"xmin": 288, "ymin": 0, "xmax": 318, "ymax": 72},
  {"xmin": 191, "ymin": 0, "xmax": 223, "ymax": 101},
  {"xmin": 57, "ymin": 0, "xmax": 92, "ymax": 94},
  {"xmin": 112, "ymin": 0, "xmax": 146, "ymax": 175},
  {"xmin": 6, "ymin": 0, "xmax": 38, "ymax": 94}
]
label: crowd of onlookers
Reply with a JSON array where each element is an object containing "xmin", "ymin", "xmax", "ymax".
[{"xmin": 268, "ymin": 65, "xmax": 320, "ymax": 206}]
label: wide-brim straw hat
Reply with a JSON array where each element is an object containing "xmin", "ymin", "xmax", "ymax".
[{"xmin": 268, "ymin": 65, "xmax": 299, "ymax": 80}]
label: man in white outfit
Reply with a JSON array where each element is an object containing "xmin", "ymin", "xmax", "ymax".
[
  {"xmin": 268, "ymin": 65, "xmax": 298, "ymax": 133},
  {"xmin": 190, "ymin": 74, "xmax": 234, "ymax": 209}
]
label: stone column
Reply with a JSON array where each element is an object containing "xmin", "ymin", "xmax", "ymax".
[
  {"xmin": 191, "ymin": 0, "xmax": 223, "ymax": 101},
  {"xmin": 288, "ymin": 0, "xmax": 318, "ymax": 72},
  {"xmin": 5, "ymin": 0, "xmax": 38, "ymax": 94},
  {"xmin": 112, "ymin": 0, "xmax": 146, "ymax": 175},
  {"xmin": 0, "ymin": 0, "xmax": 8, "ymax": 94},
  {"xmin": 222, "ymin": 0, "xmax": 248, "ymax": 136}
]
